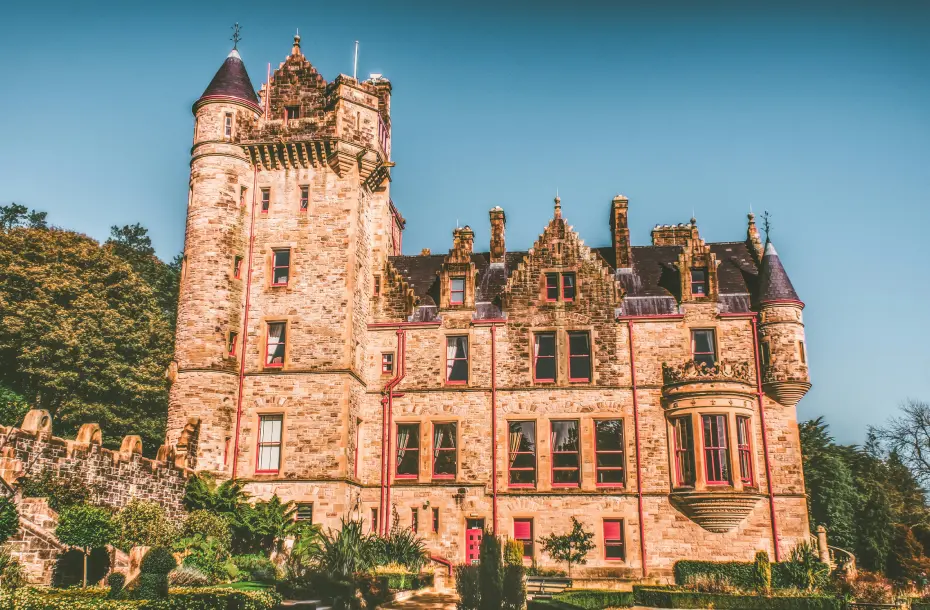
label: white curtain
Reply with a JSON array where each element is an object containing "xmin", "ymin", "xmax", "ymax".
[
  {"xmin": 434, "ymin": 424, "xmax": 443, "ymax": 451},
  {"xmin": 396, "ymin": 426, "xmax": 411, "ymax": 462},
  {"xmin": 267, "ymin": 324, "xmax": 285, "ymax": 363},
  {"xmin": 551, "ymin": 422, "xmax": 563, "ymax": 452},
  {"xmin": 509, "ymin": 428, "xmax": 522, "ymax": 467},
  {"xmin": 446, "ymin": 340, "xmax": 457, "ymax": 380}
]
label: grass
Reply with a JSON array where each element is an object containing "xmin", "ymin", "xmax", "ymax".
[{"xmin": 214, "ymin": 581, "xmax": 274, "ymax": 591}]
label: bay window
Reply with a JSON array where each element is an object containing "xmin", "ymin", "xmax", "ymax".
[
  {"xmin": 446, "ymin": 336, "xmax": 468, "ymax": 384},
  {"xmin": 691, "ymin": 329, "xmax": 716, "ymax": 369},
  {"xmin": 432, "ymin": 422, "xmax": 457, "ymax": 479},
  {"xmin": 551, "ymin": 420, "xmax": 580, "ymax": 487},
  {"xmin": 568, "ymin": 331, "xmax": 591, "ymax": 382},
  {"xmin": 508, "ymin": 421, "xmax": 537, "ymax": 487},
  {"xmin": 514, "ymin": 519, "xmax": 534, "ymax": 558},
  {"xmin": 595, "ymin": 419, "xmax": 625, "ymax": 486},
  {"xmin": 395, "ymin": 423, "xmax": 420, "ymax": 478},
  {"xmin": 702, "ymin": 415, "xmax": 730, "ymax": 485},
  {"xmin": 737, "ymin": 416, "xmax": 753, "ymax": 485},
  {"xmin": 533, "ymin": 333, "xmax": 556, "ymax": 383},
  {"xmin": 256, "ymin": 415, "xmax": 282, "ymax": 473},
  {"xmin": 672, "ymin": 416, "xmax": 696, "ymax": 487},
  {"xmin": 265, "ymin": 322, "xmax": 286, "ymax": 368}
]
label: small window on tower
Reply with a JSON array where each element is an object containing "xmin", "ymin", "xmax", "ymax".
[
  {"xmin": 299, "ymin": 186, "xmax": 309, "ymax": 212},
  {"xmin": 562, "ymin": 272, "xmax": 576, "ymax": 301},
  {"xmin": 261, "ymin": 188, "xmax": 270, "ymax": 213},
  {"xmin": 285, "ymin": 106, "xmax": 300, "ymax": 121},
  {"xmin": 690, "ymin": 269, "xmax": 707, "ymax": 296},
  {"xmin": 272, "ymin": 249, "xmax": 290, "ymax": 286},
  {"xmin": 432, "ymin": 508, "xmax": 440, "ymax": 533},
  {"xmin": 761, "ymin": 342, "xmax": 770, "ymax": 368},
  {"xmin": 240, "ymin": 186, "xmax": 248, "ymax": 206},
  {"xmin": 545, "ymin": 273, "xmax": 559, "ymax": 301},
  {"xmin": 265, "ymin": 322, "xmax": 287, "ymax": 368},
  {"xmin": 373, "ymin": 275, "xmax": 382, "ymax": 297},
  {"xmin": 799, "ymin": 341, "xmax": 807, "ymax": 364},
  {"xmin": 227, "ymin": 331, "xmax": 238, "ymax": 357},
  {"xmin": 233, "ymin": 256, "xmax": 243, "ymax": 280},
  {"xmin": 224, "ymin": 113, "xmax": 233, "ymax": 138},
  {"xmin": 381, "ymin": 353, "xmax": 394, "ymax": 375}
]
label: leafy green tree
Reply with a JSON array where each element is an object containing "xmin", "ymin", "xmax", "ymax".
[
  {"xmin": 538, "ymin": 517, "xmax": 595, "ymax": 578},
  {"xmin": 0, "ymin": 498, "xmax": 19, "ymax": 545},
  {"xmin": 0, "ymin": 385, "xmax": 29, "ymax": 428},
  {"xmin": 236, "ymin": 495, "xmax": 298, "ymax": 554},
  {"xmin": 184, "ymin": 474, "xmax": 248, "ymax": 515},
  {"xmin": 113, "ymin": 499, "xmax": 178, "ymax": 551},
  {"xmin": 55, "ymin": 504, "xmax": 117, "ymax": 587},
  {"xmin": 478, "ymin": 532, "xmax": 503, "ymax": 610},
  {"xmin": 799, "ymin": 417, "xmax": 857, "ymax": 551},
  {"xmin": 886, "ymin": 524, "xmax": 930, "ymax": 585},
  {"xmin": 0, "ymin": 203, "xmax": 46, "ymax": 230}
]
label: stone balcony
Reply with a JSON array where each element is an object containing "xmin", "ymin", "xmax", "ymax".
[{"xmin": 661, "ymin": 359, "xmax": 756, "ymax": 406}]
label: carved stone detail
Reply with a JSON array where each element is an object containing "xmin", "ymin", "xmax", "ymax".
[
  {"xmin": 663, "ymin": 359, "xmax": 752, "ymax": 385},
  {"xmin": 670, "ymin": 491, "xmax": 764, "ymax": 533}
]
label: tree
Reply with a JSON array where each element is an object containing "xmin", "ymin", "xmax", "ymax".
[
  {"xmin": 478, "ymin": 532, "xmax": 503, "ymax": 610},
  {"xmin": 0, "ymin": 203, "xmax": 46, "ymax": 230},
  {"xmin": 113, "ymin": 499, "xmax": 178, "ymax": 551},
  {"xmin": 873, "ymin": 399, "xmax": 930, "ymax": 487},
  {"xmin": 55, "ymin": 504, "xmax": 116, "ymax": 587},
  {"xmin": 538, "ymin": 517, "xmax": 595, "ymax": 578},
  {"xmin": 799, "ymin": 417, "xmax": 857, "ymax": 551},
  {"xmin": 0, "ymin": 497, "xmax": 19, "ymax": 545},
  {"xmin": 0, "ymin": 385, "xmax": 29, "ymax": 428}
]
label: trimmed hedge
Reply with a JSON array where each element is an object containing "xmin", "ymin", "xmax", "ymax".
[
  {"xmin": 10, "ymin": 586, "xmax": 281, "ymax": 610},
  {"xmin": 553, "ymin": 590, "xmax": 635, "ymax": 609},
  {"xmin": 675, "ymin": 560, "xmax": 796, "ymax": 590},
  {"xmin": 379, "ymin": 571, "xmax": 434, "ymax": 591},
  {"xmin": 913, "ymin": 604, "xmax": 930, "ymax": 610},
  {"xmin": 634, "ymin": 588, "xmax": 843, "ymax": 610}
]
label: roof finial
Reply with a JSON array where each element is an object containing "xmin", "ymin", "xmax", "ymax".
[
  {"xmin": 292, "ymin": 31, "xmax": 302, "ymax": 56},
  {"xmin": 230, "ymin": 22, "xmax": 242, "ymax": 50},
  {"xmin": 554, "ymin": 190, "xmax": 562, "ymax": 218},
  {"xmin": 762, "ymin": 210, "xmax": 772, "ymax": 243}
]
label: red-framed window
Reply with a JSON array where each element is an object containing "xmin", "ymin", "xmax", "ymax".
[
  {"xmin": 690, "ymin": 268, "xmax": 707, "ymax": 296},
  {"xmin": 272, "ymin": 249, "xmax": 290, "ymax": 286},
  {"xmin": 508, "ymin": 421, "xmax": 537, "ymax": 487},
  {"xmin": 373, "ymin": 275, "xmax": 381, "ymax": 297},
  {"xmin": 603, "ymin": 520, "xmax": 625, "ymax": 561},
  {"xmin": 233, "ymin": 255, "xmax": 243, "ymax": 279},
  {"xmin": 568, "ymin": 331, "xmax": 591, "ymax": 382},
  {"xmin": 446, "ymin": 336, "xmax": 468, "ymax": 384},
  {"xmin": 411, "ymin": 507, "xmax": 419, "ymax": 532},
  {"xmin": 381, "ymin": 352, "xmax": 394, "ymax": 375},
  {"xmin": 595, "ymin": 419, "xmax": 625, "ymax": 486},
  {"xmin": 514, "ymin": 519, "xmax": 534, "ymax": 558},
  {"xmin": 240, "ymin": 186, "xmax": 248, "ymax": 206},
  {"xmin": 672, "ymin": 416, "xmax": 696, "ymax": 487},
  {"xmin": 260, "ymin": 188, "xmax": 270, "ymax": 213},
  {"xmin": 432, "ymin": 422, "xmax": 457, "ymax": 479},
  {"xmin": 702, "ymin": 414, "xmax": 730, "ymax": 485},
  {"xmin": 299, "ymin": 185, "xmax": 309, "ymax": 212},
  {"xmin": 432, "ymin": 508, "xmax": 440, "ymax": 533},
  {"xmin": 737, "ymin": 416, "xmax": 753, "ymax": 485},
  {"xmin": 551, "ymin": 420, "xmax": 580, "ymax": 487},
  {"xmin": 224, "ymin": 112, "xmax": 233, "ymax": 138},
  {"xmin": 227, "ymin": 331, "xmax": 239, "ymax": 357},
  {"xmin": 691, "ymin": 329, "xmax": 716, "ymax": 369},
  {"xmin": 533, "ymin": 333, "xmax": 556, "ymax": 383},
  {"xmin": 256, "ymin": 414, "xmax": 282, "ymax": 473},
  {"xmin": 545, "ymin": 273, "xmax": 559, "ymax": 301},
  {"xmin": 562, "ymin": 272, "xmax": 576, "ymax": 301},
  {"xmin": 285, "ymin": 105, "xmax": 300, "ymax": 121},
  {"xmin": 450, "ymin": 277, "xmax": 465, "ymax": 305},
  {"xmin": 395, "ymin": 423, "xmax": 419, "ymax": 478},
  {"xmin": 265, "ymin": 322, "xmax": 286, "ymax": 368}
]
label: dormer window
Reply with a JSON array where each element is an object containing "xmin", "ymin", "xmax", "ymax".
[
  {"xmin": 285, "ymin": 106, "xmax": 300, "ymax": 121},
  {"xmin": 691, "ymin": 329, "xmax": 716, "ymax": 369},
  {"xmin": 450, "ymin": 277, "xmax": 465, "ymax": 305},
  {"xmin": 545, "ymin": 273, "xmax": 559, "ymax": 301},
  {"xmin": 690, "ymin": 269, "xmax": 707, "ymax": 296},
  {"xmin": 544, "ymin": 271, "xmax": 577, "ymax": 303},
  {"xmin": 562, "ymin": 273, "xmax": 576, "ymax": 301}
]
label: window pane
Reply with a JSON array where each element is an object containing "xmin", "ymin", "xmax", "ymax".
[
  {"xmin": 674, "ymin": 417, "xmax": 696, "ymax": 486},
  {"xmin": 596, "ymin": 420, "xmax": 624, "ymax": 451},
  {"xmin": 562, "ymin": 273, "xmax": 576, "ymax": 300},
  {"xmin": 606, "ymin": 543, "xmax": 625, "ymax": 560},
  {"xmin": 693, "ymin": 330, "xmax": 714, "ymax": 354},
  {"xmin": 551, "ymin": 420, "xmax": 578, "ymax": 451},
  {"xmin": 598, "ymin": 469, "xmax": 625, "ymax": 484},
  {"xmin": 535, "ymin": 334, "xmax": 555, "ymax": 357},
  {"xmin": 596, "ymin": 453, "xmax": 625, "ymax": 468},
  {"xmin": 511, "ymin": 453, "xmax": 536, "ymax": 469},
  {"xmin": 568, "ymin": 332, "xmax": 591, "ymax": 380},
  {"xmin": 396, "ymin": 424, "xmax": 419, "ymax": 476},
  {"xmin": 545, "ymin": 273, "xmax": 559, "ymax": 300},
  {"xmin": 434, "ymin": 451, "xmax": 456, "ymax": 476},
  {"xmin": 553, "ymin": 469, "xmax": 579, "ymax": 484}
]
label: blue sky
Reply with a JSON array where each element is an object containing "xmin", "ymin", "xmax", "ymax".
[{"xmin": 1, "ymin": 1, "xmax": 928, "ymax": 443}]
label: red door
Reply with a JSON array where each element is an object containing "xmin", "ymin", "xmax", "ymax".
[{"xmin": 465, "ymin": 518, "xmax": 485, "ymax": 564}]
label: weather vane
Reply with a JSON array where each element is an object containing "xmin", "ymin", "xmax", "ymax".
[
  {"xmin": 231, "ymin": 23, "xmax": 242, "ymax": 49},
  {"xmin": 762, "ymin": 210, "xmax": 772, "ymax": 242}
]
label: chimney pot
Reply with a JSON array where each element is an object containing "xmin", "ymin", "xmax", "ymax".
[
  {"xmin": 610, "ymin": 195, "xmax": 632, "ymax": 268},
  {"xmin": 489, "ymin": 207, "xmax": 506, "ymax": 263}
]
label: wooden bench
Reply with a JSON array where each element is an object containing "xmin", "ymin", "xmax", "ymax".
[{"xmin": 525, "ymin": 577, "xmax": 572, "ymax": 599}]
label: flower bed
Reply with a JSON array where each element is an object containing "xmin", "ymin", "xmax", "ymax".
[{"xmin": 4, "ymin": 586, "xmax": 281, "ymax": 610}]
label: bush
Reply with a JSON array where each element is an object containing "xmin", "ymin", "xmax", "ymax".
[
  {"xmin": 107, "ymin": 572, "xmax": 126, "ymax": 598},
  {"xmin": 684, "ymin": 573, "xmax": 736, "ymax": 594},
  {"xmin": 552, "ymin": 590, "xmax": 635, "ymax": 609},
  {"xmin": 782, "ymin": 542, "xmax": 830, "ymax": 592},
  {"xmin": 0, "ymin": 548, "xmax": 25, "ymax": 591},
  {"xmin": 169, "ymin": 565, "xmax": 212, "ymax": 587},
  {"xmin": 9, "ymin": 585, "xmax": 282, "ymax": 609},
  {"xmin": 675, "ymin": 557, "xmax": 824, "ymax": 592},
  {"xmin": 371, "ymin": 519, "xmax": 428, "ymax": 572},
  {"xmin": 141, "ymin": 547, "xmax": 178, "ymax": 575},
  {"xmin": 754, "ymin": 550, "xmax": 773, "ymax": 594},
  {"xmin": 137, "ymin": 573, "xmax": 169, "ymax": 600},
  {"xmin": 455, "ymin": 564, "xmax": 481, "ymax": 610},
  {"xmin": 115, "ymin": 500, "xmax": 178, "ymax": 551},
  {"xmin": 231, "ymin": 554, "xmax": 277, "ymax": 583},
  {"xmin": 633, "ymin": 588, "xmax": 843, "ymax": 610},
  {"xmin": 479, "ymin": 533, "xmax": 503, "ymax": 610},
  {"xmin": 181, "ymin": 510, "xmax": 232, "ymax": 550},
  {"xmin": 19, "ymin": 472, "xmax": 104, "ymax": 512},
  {"xmin": 844, "ymin": 570, "xmax": 894, "ymax": 604},
  {"xmin": 0, "ymin": 498, "xmax": 18, "ymax": 546},
  {"xmin": 504, "ymin": 539, "xmax": 524, "ymax": 567},
  {"xmin": 502, "ymin": 564, "xmax": 526, "ymax": 610}
]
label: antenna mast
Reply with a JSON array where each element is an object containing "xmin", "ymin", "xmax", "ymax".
[{"xmin": 353, "ymin": 41, "xmax": 359, "ymax": 80}]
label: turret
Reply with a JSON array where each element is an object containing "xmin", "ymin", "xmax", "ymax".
[{"xmin": 756, "ymin": 240, "xmax": 810, "ymax": 408}]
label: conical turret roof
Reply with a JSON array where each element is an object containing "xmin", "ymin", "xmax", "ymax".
[
  {"xmin": 194, "ymin": 49, "xmax": 262, "ymax": 113},
  {"xmin": 758, "ymin": 240, "xmax": 800, "ymax": 303}
]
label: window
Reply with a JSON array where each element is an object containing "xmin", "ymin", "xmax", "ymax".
[
  {"xmin": 227, "ymin": 331, "xmax": 238, "ymax": 357},
  {"xmin": 595, "ymin": 419, "xmax": 625, "ymax": 486},
  {"xmin": 299, "ymin": 185, "xmax": 309, "ymax": 212},
  {"xmin": 432, "ymin": 508, "xmax": 440, "ymax": 533},
  {"xmin": 737, "ymin": 416, "xmax": 753, "ymax": 485},
  {"xmin": 514, "ymin": 519, "xmax": 534, "ymax": 558},
  {"xmin": 261, "ymin": 188, "xmax": 270, "ymax": 213},
  {"xmin": 240, "ymin": 186, "xmax": 248, "ymax": 206},
  {"xmin": 411, "ymin": 507, "xmax": 419, "ymax": 532},
  {"xmin": 373, "ymin": 275, "xmax": 381, "ymax": 297},
  {"xmin": 381, "ymin": 353, "xmax": 394, "ymax": 375},
  {"xmin": 233, "ymin": 255, "xmax": 243, "ymax": 279},
  {"xmin": 450, "ymin": 277, "xmax": 465, "ymax": 305},
  {"xmin": 760, "ymin": 342, "xmax": 770, "ymax": 368},
  {"xmin": 296, "ymin": 503, "xmax": 313, "ymax": 522},
  {"xmin": 603, "ymin": 520, "xmax": 625, "ymax": 560},
  {"xmin": 272, "ymin": 249, "xmax": 290, "ymax": 286},
  {"xmin": 396, "ymin": 423, "xmax": 419, "ymax": 478},
  {"xmin": 265, "ymin": 322, "xmax": 286, "ymax": 368},
  {"xmin": 545, "ymin": 273, "xmax": 559, "ymax": 301},
  {"xmin": 562, "ymin": 272, "xmax": 576, "ymax": 301},
  {"xmin": 691, "ymin": 329, "xmax": 717, "ymax": 369},
  {"xmin": 672, "ymin": 417, "xmax": 696, "ymax": 487},
  {"xmin": 371, "ymin": 508, "xmax": 379, "ymax": 533},
  {"xmin": 533, "ymin": 333, "xmax": 556, "ymax": 383},
  {"xmin": 446, "ymin": 336, "xmax": 468, "ymax": 384},
  {"xmin": 508, "ymin": 421, "xmax": 537, "ymax": 487},
  {"xmin": 702, "ymin": 415, "xmax": 730, "ymax": 485},
  {"xmin": 224, "ymin": 112, "xmax": 233, "ymax": 138},
  {"xmin": 432, "ymin": 422, "xmax": 457, "ymax": 479},
  {"xmin": 256, "ymin": 415, "xmax": 282, "ymax": 473},
  {"xmin": 551, "ymin": 420, "xmax": 580, "ymax": 486},
  {"xmin": 568, "ymin": 331, "xmax": 591, "ymax": 382},
  {"xmin": 285, "ymin": 105, "xmax": 300, "ymax": 121},
  {"xmin": 691, "ymin": 268, "xmax": 707, "ymax": 296},
  {"xmin": 799, "ymin": 341, "xmax": 807, "ymax": 364}
]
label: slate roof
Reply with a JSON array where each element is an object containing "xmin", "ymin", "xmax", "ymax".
[
  {"xmin": 757, "ymin": 241, "xmax": 800, "ymax": 303},
  {"xmin": 387, "ymin": 239, "xmax": 774, "ymax": 320},
  {"xmin": 195, "ymin": 49, "xmax": 261, "ymax": 112}
]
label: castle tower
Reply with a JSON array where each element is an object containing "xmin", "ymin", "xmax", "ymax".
[{"xmin": 757, "ymin": 240, "xmax": 811, "ymax": 407}]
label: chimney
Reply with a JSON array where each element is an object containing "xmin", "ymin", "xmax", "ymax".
[
  {"xmin": 489, "ymin": 207, "xmax": 506, "ymax": 263},
  {"xmin": 610, "ymin": 194, "xmax": 632, "ymax": 268},
  {"xmin": 746, "ymin": 213, "xmax": 764, "ymax": 262},
  {"xmin": 452, "ymin": 226, "xmax": 474, "ymax": 256}
]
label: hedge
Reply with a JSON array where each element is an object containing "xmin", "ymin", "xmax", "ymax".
[
  {"xmin": 552, "ymin": 590, "xmax": 635, "ymax": 609},
  {"xmin": 378, "ymin": 571, "xmax": 435, "ymax": 591},
  {"xmin": 9, "ymin": 586, "xmax": 281, "ymax": 610},
  {"xmin": 675, "ymin": 560, "xmax": 797, "ymax": 590},
  {"xmin": 912, "ymin": 604, "xmax": 930, "ymax": 610},
  {"xmin": 634, "ymin": 588, "xmax": 843, "ymax": 610}
]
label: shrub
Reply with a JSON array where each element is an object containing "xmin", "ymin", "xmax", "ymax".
[
  {"xmin": 169, "ymin": 564, "xmax": 212, "ymax": 587},
  {"xmin": 9, "ymin": 585, "xmax": 282, "ymax": 609},
  {"xmin": 502, "ymin": 564, "xmax": 526, "ymax": 610},
  {"xmin": 0, "ymin": 548, "xmax": 24, "ymax": 592},
  {"xmin": 180, "ymin": 536, "xmax": 230, "ymax": 583},
  {"xmin": 526, "ymin": 564, "xmax": 567, "ymax": 577},
  {"xmin": 19, "ymin": 471, "xmax": 104, "ymax": 512},
  {"xmin": 782, "ymin": 542, "xmax": 829, "ymax": 592},
  {"xmin": 675, "ymin": 558, "xmax": 825, "ymax": 592},
  {"xmin": 455, "ymin": 564, "xmax": 481, "ymax": 610},
  {"xmin": 141, "ymin": 547, "xmax": 178, "ymax": 575},
  {"xmin": 137, "ymin": 573, "xmax": 169, "ymax": 600},
  {"xmin": 504, "ymin": 539, "xmax": 524, "ymax": 567},
  {"xmin": 537, "ymin": 517, "xmax": 595, "ymax": 578},
  {"xmin": 685, "ymin": 573, "xmax": 737, "ymax": 594},
  {"xmin": 231, "ymin": 554, "xmax": 277, "ymax": 583},
  {"xmin": 181, "ymin": 510, "xmax": 232, "ymax": 550},
  {"xmin": 754, "ymin": 550, "xmax": 773, "ymax": 595},
  {"xmin": 55, "ymin": 503, "xmax": 117, "ymax": 587},
  {"xmin": 479, "ymin": 533, "xmax": 503, "ymax": 610},
  {"xmin": 845, "ymin": 570, "xmax": 894, "ymax": 604},
  {"xmin": 551, "ymin": 590, "xmax": 635, "ymax": 609},
  {"xmin": 114, "ymin": 500, "xmax": 178, "ymax": 551},
  {"xmin": 0, "ymin": 499, "xmax": 18, "ymax": 546},
  {"xmin": 634, "ymin": 588, "xmax": 843, "ymax": 610},
  {"xmin": 106, "ymin": 572, "xmax": 126, "ymax": 598},
  {"xmin": 371, "ymin": 517, "xmax": 428, "ymax": 572}
]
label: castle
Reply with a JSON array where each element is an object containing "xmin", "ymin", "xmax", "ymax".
[{"xmin": 166, "ymin": 35, "xmax": 812, "ymax": 578}]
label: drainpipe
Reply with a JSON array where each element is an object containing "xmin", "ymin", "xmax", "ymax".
[
  {"xmin": 491, "ymin": 324, "xmax": 499, "ymax": 535},
  {"xmin": 231, "ymin": 167, "xmax": 259, "ymax": 480},
  {"xmin": 751, "ymin": 315, "xmax": 781, "ymax": 561},
  {"xmin": 626, "ymin": 320, "xmax": 648, "ymax": 578},
  {"xmin": 380, "ymin": 329, "xmax": 406, "ymax": 535}
]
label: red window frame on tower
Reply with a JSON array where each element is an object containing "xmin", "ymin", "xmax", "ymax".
[
  {"xmin": 265, "ymin": 322, "xmax": 286, "ymax": 368},
  {"xmin": 603, "ymin": 520, "xmax": 626, "ymax": 561},
  {"xmin": 562, "ymin": 272, "xmax": 576, "ymax": 301},
  {"xmin": 737, "ymin": 416, "xmax": 754, "ymax": 485},
  {"xmin": 233, "ymin": 255, "xmax": 243, "ymax": 280},
  {"xmin": 595, "ymin": 419, "xmax": 625, "ymax": 487},
  {"xmin": 691, "ymin": 329, "xmax": 717, "ymax": 369},
  {"xmin": 395, "ymin": 423, "xmax": 420, "ymax": 479},
  {"xmin": 702, "ymin": 414, "xmax": 731, "ymax": 485},
  {"xmin": 533, "ymin": 333, "xmax": 556, "ymax": 383},
  {"xmin": 545, "ymin": 273, "xmax": 559, "ymax": 301},
  {"xmin": 260, "ymin": 188, "xmax": 270, "ymax": 213},
  {"xmin": 224, "ymin": 113, "xmax": 233, "ymax": 138},
  {"xmin": 672, "ymin": 416, "xmax": 696, "ymax": 487},
  {"xmin": 381, "ymin": 352, "xmax": 394, "ymax": 375},
  {"xmin": 227, "ymin": 331, "xmax": 238, "ymax": 357},
  {"xmin": 567, "ymin": 331, "xmax": 591, "ymax": 382},
  {"xmin": 271, "ymin": 249, "xmax": 290, "ymax": 286},
  {"xmin": 514, "ymin": 519, "xmax": 534, "ymax": 559},
  {"xmin": 299, "ymin": 185, "xmax": 309, "ymax": 212},
  {"xmin": 551, "ymin": 420, "xmax": 580, "ymax": 487},
  {"xmin": 432, "ymin": 422, "xmax": 457, "ymax": 479},
  {"xmin": 449, "ymin": 277, "xmax": 465, "ymax": 305},
  {"xmin": 690, "ymin": 268, "xmax": 707, "ymax": 296},
  {"xmin": 508, "ymin": 421, "xmax": 537, "ymax": 488},
  {"xmin": 255, "ymin": 414, "xmax": 283, "ymax": 474}
]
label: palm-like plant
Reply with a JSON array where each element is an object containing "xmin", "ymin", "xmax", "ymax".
[
  {"xmin": 183, "ymin": 474, "xmax": 248, "ymax": 516},
  {"xmin": 316, "ymin": 517, "xmax": 378, "ymax": 579},
  {"xmin": 372, "ymin": 523, "xmax": 428, "ymax": 572}
]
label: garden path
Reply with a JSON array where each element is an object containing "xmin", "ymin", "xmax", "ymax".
[{"xmin": 380, "ymin": 591, "xmax": 458, "ymax": 610}]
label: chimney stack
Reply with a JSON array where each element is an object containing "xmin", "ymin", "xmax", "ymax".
[
  {"xmin": 452, "ymin": 226, "xmax": 475, "ymax": 256},
  {"xmin": 610, "ymin": 194, "xmax": 632, "ymax": 268},
  {"xmin": 489, "ymin": 207, "xmax": 506, "ymax": 263}
]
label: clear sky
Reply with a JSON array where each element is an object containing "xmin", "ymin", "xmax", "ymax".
[{"xmin": 1, "ymin": 1, "xmax": 928, "ymax": 444}]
